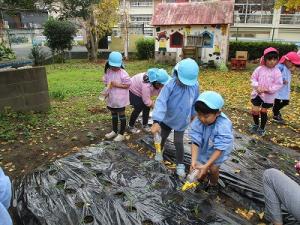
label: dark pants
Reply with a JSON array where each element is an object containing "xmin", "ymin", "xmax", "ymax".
[
  {"xmin": 272, "ymin": 99, "xmax": 290, "ymax": 116},
  {"xmin": 160, "ymin": 122, "xmax": 184, "ymax": 165},
  {"xmin": 129, "ymin": 91, "xmax": 150, "ymax": 127}
]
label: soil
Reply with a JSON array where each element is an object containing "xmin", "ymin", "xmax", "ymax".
[
  {"xmin": 1, "ymin": 107, "xmax": 299, "ymax": 180},
  {"xmin": 4, "ymin": 106, "xmax": 299, "ymax": 225}
]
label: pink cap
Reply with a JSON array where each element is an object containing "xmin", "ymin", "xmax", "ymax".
[
  {"xmin": 279, "ymin": 51, "xmax": 300, "ymax": 65},
  {"xmin": 260, "ymin": 47, "xmax": 279, "ymax": 65}
]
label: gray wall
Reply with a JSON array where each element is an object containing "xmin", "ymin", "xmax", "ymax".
[{"xmin": 0, "ymin": 67, "xmax": 50, "ymax": 112}]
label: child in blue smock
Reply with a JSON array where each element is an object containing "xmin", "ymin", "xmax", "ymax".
[
  {"xmin": 0, "ymin": 167, "xmax": 12, "ymax": 225},
  {"xmin": 272, "ymin": 51, "xmax": 300, "ymax": 123},
  {"xmin": 189, "ymin": 91, "xmax": 233, "ymax": 194},
  {"xmin": 151, "ymin": 58, "xmax": 200, "ymax": 177}
]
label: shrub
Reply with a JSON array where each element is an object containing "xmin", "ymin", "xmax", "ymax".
[
  {"xmin": 229, "ymin": 41, "xmax": 297, "ymax": 60},
  {"xmin": 43, "ymin": 18, "xmax": 77, "ymax": 63},
  {"xmin": 0, "ymin": 42, "xmax": 16, "ymax": 61},
  {"xmin": 136, "ymin": 38, "xmax": 155, "ymax": 59},
  {"xmin": 29, "ymin": 46, "xmax": 47, "ymax": 66},
  {"xmin": 77, "ymin": 40, "xmax": 85, "ymax": 46}
]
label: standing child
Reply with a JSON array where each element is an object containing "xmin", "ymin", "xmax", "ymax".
[
  {"xmin": 103, "ymin": 51, "xmax": 131, "ymax": 142},
  {"xmin": 250, "ymin": 47, "xmax": 283, "ymax": 136},
  {"xmin": 0, "ymin": 168, "xmax": 12, "ymax": 225},
  {"xmin": 128, "ymin": 68, "xmax": 171, "ymax": 133},
  {"xmin": 189, "ymin": 91, "xmax": 233, "ymax": 194},
  {"xmin": 272, "ymin": 52, "xmax": 300, "ymax": 123},
  {"xmin": 151, "ymin": 58, "xmax": 200, "ymax": 177}
]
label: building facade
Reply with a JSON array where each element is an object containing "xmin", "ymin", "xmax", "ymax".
[
  {"xmin": 118, "ymin": 0, "xmax": 300, "ymax": 44},
  {"xmin": 232, "ymin": 0, "xmax": 300, "ymax": 43},
  {"xmin": 152, "ymin": 1, "xmax": 233, "ymax": 63}
]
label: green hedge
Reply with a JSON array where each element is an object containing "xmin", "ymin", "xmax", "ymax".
[
  {"xmin": 229, "ymin": 41, "xmax": 297, "ymax": 60},
  {"xmin": 135, "ymin": 38, "xmax": 155, "ymax": 60}
]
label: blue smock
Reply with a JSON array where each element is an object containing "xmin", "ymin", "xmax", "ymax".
[
  {"xmin": 189, "ymin": 113, "xmax": 233, "ymax": 166},
  {"xmin": 152, "ymin": 78, "xmax": 199, "ymax": 131},
  {"xmin": 0, "ymin": 168, "xmax": 12, "ymax": 225},
  {"xmin": 276, "ymin": 64, "xmax": 291, "ymax": 100}
]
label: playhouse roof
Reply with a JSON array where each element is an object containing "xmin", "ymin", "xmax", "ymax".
[{"xmin": 151, "ymin": 1, "xmax": 234, "ymax": 26}]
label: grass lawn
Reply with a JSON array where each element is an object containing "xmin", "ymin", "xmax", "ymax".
[{"xmin": 0, "ymin": 59, "xmax": 299, "ymax": 178}]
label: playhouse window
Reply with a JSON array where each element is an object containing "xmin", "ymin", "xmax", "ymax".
[
  {"xmin": 170, "ymin": 31, "xmax": 183, "ymax": 48},
  {"xmin": 202, "ymin": 31, "xmax": 213, "ymax": 48}
]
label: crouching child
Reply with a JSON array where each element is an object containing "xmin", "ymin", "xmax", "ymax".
[{"xmin": 189, "ymin": 91, "xmax": 233, "ymax": 194}]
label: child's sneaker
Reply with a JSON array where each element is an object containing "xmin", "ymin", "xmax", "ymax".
[
  {"xmin": 142, "ymin": 125, "xmax": 151, "ymax": 133},
  {"xmin": 206, "ymin": 184, "xmax": 219, "ymax": 195},
  {"xmin": 105, "ymin": 131, "xmax": 117, "ymax": 139},
  {"xmin": 256, "ymin": 128, "xmax": 266, "ymax": 136},
  {"xmin": 113, "ymin": 134, "xmax": 125, "ymax": 142},
  {"xmin": 195, "ymin": 180, "xmax": 209, "ymax": 193},
  {"xmin": 128, "ymin": 126, "xmax": 140, "ymax": 134},
  {"xmin": 273, "ymin": 115, "xmax": 285, "ymax": 124},
  {"xmin": 249, "ymin": 124, "xmax": 259, "ymax": 134},
  {"xmin": 176, "ymin": 164, "xmax": 186, "ymax": 177}
]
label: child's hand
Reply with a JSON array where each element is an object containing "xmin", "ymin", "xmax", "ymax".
[
  {"xmin": 110, "ymin": 81, "xmax": 120, "ymax": 88},
  {"xmin": 256, "ymin": 87, "xmax": 262, "ymax": 93},
  {"xmin": 257, "ymin": 86, "xmax": 268, "ymax": 93},
  {"xmin": 195, "ymin": 164, "xmax": 209, "ymax": 179},
  {"xmin": 151, "ymin": 123, "xmax": 161, "ymax": 134},
  {"xmin": 150, "ymin": 101, "xmax": 155, "ymax": 108},
  {"xmin": 190, "ymin": 161, "xmax": 198, "ymax": 172}
]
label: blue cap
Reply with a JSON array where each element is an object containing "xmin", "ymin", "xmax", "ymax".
[
  {"xmin": 147, "ymin": 68, "xmax": 159, "ymax": 82},
  {"xmin": 175, "ymin": 58, "xmax": 199, "ymax": 86},
  {"xmin": 108, "ymin": 51, "xmax": 123, "ymax": 67},
  {"xmin": 197, "ymin": 91, "xmax": 224, "ymax": 110},
  {"xmin": 156, "ymin": 69, "xmax": 171, "ymax": 84}
]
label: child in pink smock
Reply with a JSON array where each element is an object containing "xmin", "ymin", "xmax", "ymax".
[
  {"xmin": 103, "ymin": 51, "xmax": 131, "ymax": 142},
  {"xmin": 128, "ymin": 68, "xmax": 170, "ymax": 133},
  {"xmin": 250, "ymin": 47, "xmax": 283, "ymax": 136}
]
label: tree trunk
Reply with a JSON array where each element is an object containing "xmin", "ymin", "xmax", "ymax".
[{"xmin": 86, "ymin": 13, "xmax": 98, "ymax": 62}]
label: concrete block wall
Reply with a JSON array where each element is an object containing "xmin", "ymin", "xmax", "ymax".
[
  {"xmin": 154, "ymin": 51, "xmax": 177, "ymax": 64},
  {"xmin": 0, "ymin": 67, "xmax": 50, "ymax": 112}
]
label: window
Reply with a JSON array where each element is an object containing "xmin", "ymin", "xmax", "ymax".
[
  {"xmin": 170, "ymin": 31, "xmax": 183, "ymax": 48},
  {"xmin": 202, "ymin": 31, "xmax": 213, "ymax": 48},
  {"xmin": 130, "ymin": 15, "xmax": 152, "ymax": 25},
  {"xmin": 130, "ymin": 0, "xmax": 152, "ymax": 7},
  {"xmin": 187, "ymin": 35, "xmax": 203, "ymax": 46},
  {"xmin": 234, "ymin": 0, "xmax": 274, "ymax": 24}
]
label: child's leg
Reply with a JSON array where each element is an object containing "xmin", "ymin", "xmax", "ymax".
[
  {"xmin": 279, "ymin": 100, "xmax": 289, "ymax": 114},
  {"xmin": 209, "ymin": 164, "xmax": 220, "ymax": 185},
  {"xmin": 251, "ymin": 96, "xmax": 262, "ymax": 126},
  {"xmin": 129, "ymin": 105, "xmax": 143, "ymax": 127},
  {"xmin": 273, "ymin": 99, "xmax": 289, "ymax": 117},
  {"xmin": 260, "ymin": 107, "xmax": 268, "ymax": 129},
  {"xmin": 118, "ymin": 110, "xmax": 126, "ymax": 135},
  {"xmin": 174, "ymin": 131, "xmax": 184, "ymax": 165},
  {"xmin": 111, "ymin": 111, "xmax": 119, "ymax": 133},
  {"xmin": 251, "ymin": 106, "xmax": 260, "ymax": 126},
  {"xmin": 272, "ymin": 99, "xmax": 281, "ymax": 117},
  {"xmin": 160, "ymin": 123, "xmax": 172, "ymax": 150},
  {"xmin": 129, "ymin": 92, "xmax": 144, "ymax": 127},
  {"xmin": 142, "ymin": 106, "xmax": 151, "ymax": 126},
  {"xmin": 263, "ymin": 168, "xmax": 300, "ymax": 224}
]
